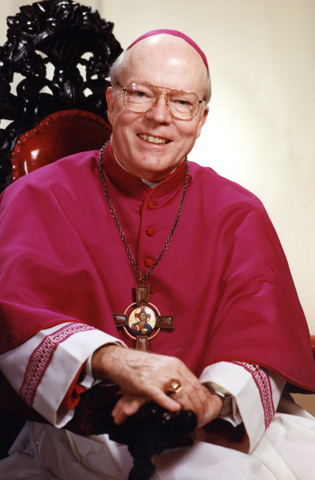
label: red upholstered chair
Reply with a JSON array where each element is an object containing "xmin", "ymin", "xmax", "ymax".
[{"xmin": 11, "ymin": 109, "xmax": 112, "ymax": 181}]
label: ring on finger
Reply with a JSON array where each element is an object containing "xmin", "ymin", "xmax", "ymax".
[{"xmin": 166, "ymin": 378, "xmax": 183, "ymax": 394}]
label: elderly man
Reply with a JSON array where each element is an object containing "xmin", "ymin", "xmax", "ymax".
[{"xmin": 0, "ymin": 30, "xmax": 315, "ymax": 479}]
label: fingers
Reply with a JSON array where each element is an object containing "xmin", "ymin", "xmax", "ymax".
[
  {"xmin": 92, "ymin": 345, "xmax": 210, "ymax": 421},
  {"xmin": 111, "ymin": 386, "xmax": 220, "ymax": 429},
  {"xmin": 163, "ymin": 360, "xmax": 210, "ymax": 422},
  {"xmin": 147, "ymin": 384, "xmax": 182, "ymax": 412},
  {"xmin": 112, "ymin": 394, "xmax": 148, "ymax": 424},
  {"xmin": 135, "ymin": 358, "xmax": 208, "ymax": 419},
  {"xmin": 112, "ymin": 386, "xmax": 215, "ymax": 428},
  {"xmin": 168, "ymin": 378, "xmax": 209, "ymax": 422},
  {"xmin": 196, "ymin": 386, "xmax": 224, "ymax": 427}
]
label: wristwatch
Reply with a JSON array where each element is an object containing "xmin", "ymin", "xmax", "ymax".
[{"xmin": 203, "ymin": 382, "xmax": 232, "ymax": 416}]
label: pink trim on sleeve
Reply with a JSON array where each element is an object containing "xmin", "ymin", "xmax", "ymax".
[
  {"xmin": 20, "ymin": 323, "xmax": 95, "ymax": 407},
  {"xmin": 233, "ymin": 361, "xmax": 275, "ymax": 429}
]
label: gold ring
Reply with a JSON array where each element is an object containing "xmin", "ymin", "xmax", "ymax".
[{"xmin": 166, "ymin": 378, "xmax": 183, "ymax": 394}]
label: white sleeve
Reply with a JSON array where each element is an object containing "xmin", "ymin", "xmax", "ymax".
[
  {"xmin": 0, "ymin": 322, "xmax": 126, "ymax": 428},
  {"xmin": 199, "ymin": 361, "xmax": 285, "ymax": 452}
]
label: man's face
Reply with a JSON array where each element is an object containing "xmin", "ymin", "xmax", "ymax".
[
  {"xmin": 106, "ymin": 35, "xmax": 209, "ymax": 182},
  {"xmin": 139, "ymin": 312, "xmax": 146, "ymax": 322}
]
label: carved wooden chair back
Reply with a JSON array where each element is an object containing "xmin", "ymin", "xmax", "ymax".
[{"xmin": 0, "ymin": 0, "xmax": 122, "ymax": 191}]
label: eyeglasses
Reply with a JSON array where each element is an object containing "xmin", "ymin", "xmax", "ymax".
[{"xmin": 116, "ymin": 82, "xmax": 203, "ymax": 120}]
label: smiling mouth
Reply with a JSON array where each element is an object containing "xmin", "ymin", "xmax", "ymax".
[{"xmin": 138, "ymin": 134, "xmax": 170, "ymax": 145}]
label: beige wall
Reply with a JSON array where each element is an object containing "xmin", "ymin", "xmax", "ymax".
[{"xmin": 1, "ymin": 1, "xmax": 315, "ymax": 332}]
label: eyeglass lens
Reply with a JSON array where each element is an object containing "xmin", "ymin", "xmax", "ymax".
[{"xmin": 122, "ymin": 83, "xmax": 200, "ymax": 119}]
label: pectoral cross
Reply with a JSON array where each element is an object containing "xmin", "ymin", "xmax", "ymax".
[{"xmin": 113, "ymin": 285, "xmax": 174, "ymax": 351}]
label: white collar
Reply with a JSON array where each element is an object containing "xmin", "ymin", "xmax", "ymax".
[{"xmin": 113, "ymin": 154, "xmax": 162, "ymax": 189}]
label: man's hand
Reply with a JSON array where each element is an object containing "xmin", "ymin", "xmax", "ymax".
[
  {"xmin": 92, "ymin": 345, "xmax": 222, "ymax": 426},
  {"xmin": 109, "ymin": 386, "xmax": 223, "ymax": 427}
]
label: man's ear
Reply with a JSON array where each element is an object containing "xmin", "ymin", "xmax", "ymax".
[
  {"xmin": 196, "ymin": 105, "xmax": 209, "ymax": 139},
  {"xmin": 106, "ymin": 87, "xmax": 115, "ymax": 126}
]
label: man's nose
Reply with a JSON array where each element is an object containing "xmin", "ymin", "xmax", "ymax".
[{"xmin": 145, "ymin": 93, "xmax": 172, "ymax": 122}]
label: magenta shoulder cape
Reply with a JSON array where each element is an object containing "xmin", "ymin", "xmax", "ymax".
[{"xmin": 1, "ymin": 145, "xmax": 314, "ymax": 391}]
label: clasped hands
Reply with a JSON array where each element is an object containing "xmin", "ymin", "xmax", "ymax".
[{"xmin": 92, "ymin": 344, "xmax": 223, "ymax": 428}]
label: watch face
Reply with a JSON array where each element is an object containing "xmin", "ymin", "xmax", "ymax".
[
  {"xmin": 207, "ymin": 382, "xmax": 230, "ymax": 397},
  {"xmin": 203, "ymin": 382, "xmax": 232, "ymax": 416}
]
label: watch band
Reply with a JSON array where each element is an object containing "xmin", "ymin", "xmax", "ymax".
[{"xmin": 203, "ymin": 381, "xmax": 232, "ymax": 417}]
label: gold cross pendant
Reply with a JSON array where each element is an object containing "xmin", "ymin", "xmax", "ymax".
[{"xmin": 113, "ymin": 285, "xmax": 174, "ymax": 351}]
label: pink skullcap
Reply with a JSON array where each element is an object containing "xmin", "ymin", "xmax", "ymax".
[{"xmin": 127, "ymin": 29, "xmax": 209, "ymax": 71}]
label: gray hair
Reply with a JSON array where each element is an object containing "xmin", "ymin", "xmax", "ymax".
[{"xmin": 109, "ymin": 50, "xmax": 212, "ymax": 104}]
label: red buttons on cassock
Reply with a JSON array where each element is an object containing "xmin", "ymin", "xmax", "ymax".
[
  {"xmin": 147, "ymin": 201, "xmax": 159, "ymax": 209},
  {"xmin": 146, "ymin": 228, "xmax": 157, "ymax": 236},
  {"xmin": 144, "ymin": 258, "xmax": 155, "ymax": 267}
]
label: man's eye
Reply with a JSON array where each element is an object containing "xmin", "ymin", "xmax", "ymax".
[
  {"xmin": 176, "ymin": 99, "xmax": 191, "ymax": 106},
  {"xmin": 171, "ymin": 98, "xmax": 193, "ymax": 108},
  {"xmin": 131, "ymin": 90, "xmax": 147, "ymax": 98},
  {"xmin": 128, "ymin": 85, "xmax": 152, "ymax": 98}
]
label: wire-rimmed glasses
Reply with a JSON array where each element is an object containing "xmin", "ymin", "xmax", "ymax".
[{"xmin": 116, "ymin": 82, "xmax": 203, "ymax": 120}]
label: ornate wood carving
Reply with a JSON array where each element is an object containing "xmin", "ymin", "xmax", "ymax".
[{"xmin": 0, "ymin": 0, "xmax": 122, "ymax": 190}]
